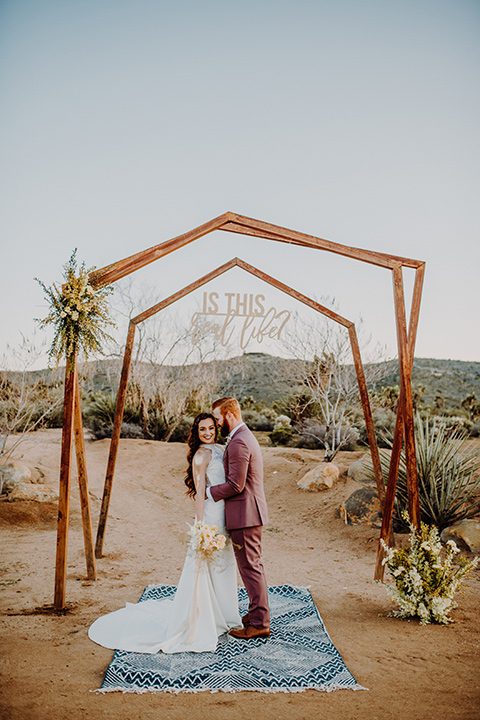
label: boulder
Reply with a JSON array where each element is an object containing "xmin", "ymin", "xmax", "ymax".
[
  {"xmin": 337, "ymin": 486, "xmax": 382, "ymax": 527},
  {"xmin": 297, "ymin": 463, "xmax": 340, "ymax": 491},
  {"xmin": 8, "ymin": 483, "xmax": 58, "ymax": 503},
  {"xmin": 0, "ymin": 462, "xmax": 32, "ymax": 494},
  {"xmin": 441, "ymin": 520, "xmax": 480, "ymax": 553},
  {"xmin": 347, "ymin": 457, "xmax": 376, "ymax": 485}
]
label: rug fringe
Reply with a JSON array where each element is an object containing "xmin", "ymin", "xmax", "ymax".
[{"xmin": 92, "ymin": 683, "xmax": 368, "ymax": 695}]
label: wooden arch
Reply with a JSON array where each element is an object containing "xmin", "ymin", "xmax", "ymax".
[
  {"xmin": 54, "ymin": 212, "xmax": 425, "ymax": 608},
  {"xmin": 94, "ymin": 257, "xmax": 385, "ymax": 558}
]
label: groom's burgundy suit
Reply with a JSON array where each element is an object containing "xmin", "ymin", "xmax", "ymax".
[{"xmin": 209, "ymin": 424, "xmax": 270, "ymax": 629}]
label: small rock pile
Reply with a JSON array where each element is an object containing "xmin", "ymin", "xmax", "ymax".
[{"xmin": 0, "ymin": 461, "xmax": 58, "ymax": 503}]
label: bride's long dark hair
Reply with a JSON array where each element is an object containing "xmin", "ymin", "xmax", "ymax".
[{"xmin": 184, "ymin": 412, "xmax": 218, "ymax": 498}]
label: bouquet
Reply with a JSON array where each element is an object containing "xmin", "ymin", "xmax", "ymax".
[
  {"xmin": 188, "ymin": 521, "xmax": 227, "ymax": 560},
  {"xmin": 380, "ymin": 516, "xmax": 478, "ymax": 625}
]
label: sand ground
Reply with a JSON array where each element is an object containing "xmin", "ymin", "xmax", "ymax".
[{"xmin": 1, "ymin": 429, "xmax": 479, "ymax": 720}]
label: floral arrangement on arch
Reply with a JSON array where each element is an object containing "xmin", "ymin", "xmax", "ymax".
[
  {"xmin": 36, "ymin": 250, "xmax": 115, "ymax": 367},
  {"xmin": 188, "ymin": 521, "xmax": 227, "ymax": 560},
  {"xmin": 380, "ymin": 516, "xmax": 478, "ymax": 625}
]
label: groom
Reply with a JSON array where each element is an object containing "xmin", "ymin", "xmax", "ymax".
[{"xmin": 208, "ymin": 397, "xmax": 270, "ymax": 639}]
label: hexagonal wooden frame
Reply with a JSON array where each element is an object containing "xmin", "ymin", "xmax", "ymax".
[{"xmin": 54, "ymin": 212, "xmax": 425, "ymax": 609}]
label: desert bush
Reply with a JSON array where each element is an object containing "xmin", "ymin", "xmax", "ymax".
[
  {"xmin": 274, "ymin": 414, "xmax": 291, "ymax": 429},
  {"xmin": 470, "ymin": 423, "xmax": 480, "ymax": 438},
  {"xmin": 0, "ymin": 335, "xmax": 64, "ymax": 461},
  {"xmin": 269, "ymin": 428, "xmax": 295, "ymax": 446},
  {"xmin": 84, "ymin": 391, "xmax": 141, "ymax": 427},
  {"xmin": 374, "ymin": 415, "xmax": 480, "ymax": 531},
  {"xmin": 169, "ymin": 417, "xmax": 193, "ymax": 443},
  {"xmin": 90, "ymin": 422, "xmax": 145, "ymax": 440},
  {"xmin": 294, "ymin": 418, "xmax": 359, "ymax": 453},
  {"xmin": 357, "ymin": 408, "xmax": 397, "ymax": 448},
  {"xmin": 242, "ymin": 410, "xmax": 274, "ymax": 432}
]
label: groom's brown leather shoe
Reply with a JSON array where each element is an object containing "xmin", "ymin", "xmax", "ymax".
[
  {"xmin": 229, "ymin": 624, "xmax": 270, "ymax": 640},
  {"xmin": 242, "ymin": 613, "xmax": 250, "ymax": 627}
]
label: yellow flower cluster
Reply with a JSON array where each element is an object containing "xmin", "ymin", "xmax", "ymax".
[
  {"xmin": 188, "ymin": 520, "xmax": 227, "ymax": 560},
  {"xmin": 36, "ymin": 250, "xmax": 115, "ymax": 367}
]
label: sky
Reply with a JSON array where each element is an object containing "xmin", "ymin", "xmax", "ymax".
[{"xmin": 1, "ymin": 0, "xmax": 479, "ymax": 369}]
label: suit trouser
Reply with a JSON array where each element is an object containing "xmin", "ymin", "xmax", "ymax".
[{"xmin": 230, "ymin": 525, "xmax": 270, "ymax": 628}]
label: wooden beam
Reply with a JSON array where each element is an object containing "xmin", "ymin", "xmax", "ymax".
[
  {"xmin": 392, "ymin": 264, "xmax": 420, "ymax": 528},
  {"xmin": 54, "ymin": 357, "xmax": 77, "ymax": 609},
  {"xmin": 73, "ymin": 373, "xmax": 96, "ymax": 580},
  {"xmin": 374, "ymin": 263, "xmax": 425, "ymax": 579},
  {"xmin": 90, "ymin": 213, "xmax": 234, "ymax": 288},
  {"xmin": 95, "ymin": 322, "xmax": 136, "ymax": 558},
  {"xmin": 90, "ymin": 212, "xmax": 424, "ymax": 291},
  {"xmin": 348, "ymin": 326, "xmax": 384, "ymax": 503},
  {"xmin": 233, "ymin": 258, "xmax": 352, "ymax": 327},
  {"xmin": 222, "ymin": 215, "xmax": 424, "ymax": 270},
  {"xmin": 132, "ymin": 259, "xmax": 238, "ymax": 325}
]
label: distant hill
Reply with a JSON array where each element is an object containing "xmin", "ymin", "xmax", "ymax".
[
  {"xmin": 12, "ymin": 354, "xmax": 480, "ymax": 412},
  {"xmin": 87, "ymin": 353, "xmax": 480, "ymax": 411},
  {"xmin": 377, "ymin": 358, "xmax": 480, "ymax": 410}
]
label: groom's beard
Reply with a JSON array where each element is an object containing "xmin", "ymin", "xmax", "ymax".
[{"xmin": 219, "ymin": 418, "xmax": 230, "ymax": 438}]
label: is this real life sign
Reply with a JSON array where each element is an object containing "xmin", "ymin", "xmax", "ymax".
[{"xmin": 189, "ymin": 291, "xmax": 291, "ymax": 350}]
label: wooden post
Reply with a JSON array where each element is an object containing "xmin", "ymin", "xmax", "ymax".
[
  {"xmin": 95, "ymin": 321, "xmax": 136, "ymax": 558},
  {"xmin": 54, "ymin": 356, "xmax": 77, "ymax": 609},
  {"xmin": 73, "ymin": 373, "xmax": 96, "ymax": 580},
  {"xmin": 374, "ymin": 263, "xmax": 425, "ymax": 579},
  {"xmin": 348, "ymin": 326, "xmax": 384, "ymax": 503},
  {"xmin": 392, "ymin": 264, "xmax": 420, "ymax": 528}
]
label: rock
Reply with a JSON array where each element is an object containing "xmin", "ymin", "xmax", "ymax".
[
  {"xmin": 297, "ymin": 463, "xmax": 340, "ymax": 491},
  {"xmin": 337, "ymin": 486, "xmax": 382, "ymax": 526},
  {"xmin": 0, "ymin": 462, "xmax": 32, "ymax": 494},
  {"xmin": 347, "ymin": 457, "xmax": 376, "ymax": 485},
  {"xmin": 441, "ymin": 520, "xmax": 480, "ymax": 553},
  {"xmin": 8, "ymin": 483, "xmax": 58, "ymax": 503}
]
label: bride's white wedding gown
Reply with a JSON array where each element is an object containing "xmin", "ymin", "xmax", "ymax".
[{"xmin": 88, "ymin": 444, "xmax": 242, "ymax": 653}]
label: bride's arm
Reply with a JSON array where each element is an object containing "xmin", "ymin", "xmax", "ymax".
[{"xmin": 192, "ymin": 448, "xmax": 211, "ymax": 521}]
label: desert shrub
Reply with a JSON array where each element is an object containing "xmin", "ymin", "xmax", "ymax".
[
  {"xmin": 357, "ymin": 408, "xmax": 397, "ymax": 448},
  {"xmin": 242, "ymin": 410, "xmax": 275, "ymax": 432},
  {"xmin": 470, "ymin": 423, "xmax": 480, "ymax": 438},
  {"xmin": 272, "ymin": 393, "xmax": 319, "ymax": 424},
  {"xmin": 294, "ymin": 419, "xmax": 359, "ymax": 452},
  {"xmin": 147, "ymin": 408, "xmax": 167, "ymax": 441},
  {"xmin": 169, "ymin": 417, "xmax": 193, "ymax": 443},
  {"xmin": 274, "ymin": 414, "xmax": 291, "ymax": 429},
  {"xmin": 259, "ymin": 408, "xmax": 276, "ymax": 421},
  {"xmin": 373, "ymin": 415, "xmax": 480, "ymax": 531},
  {"xmin": 84, "ymin": 391, "xmax": 141, "ymax": 427},
  {"xmin": 90, "ymin": 422, "xmax": 145, "ymax": 440},
  {"xmin": 269, "ymin": 428, "xmax": 295, "ymax": 446}
]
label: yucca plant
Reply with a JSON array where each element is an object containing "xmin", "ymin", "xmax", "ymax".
[
  {"xmin": 84, "ymin": 391, "xmax": 141, "ymax": 427},
  {"xmin": 371, "ymin": 415, "xmax": 480, "ymax": 531}
]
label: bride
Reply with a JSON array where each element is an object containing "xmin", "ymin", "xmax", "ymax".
[{"xmin": 88, "ymin": 412, "xmax": 242, "ymax": 653}]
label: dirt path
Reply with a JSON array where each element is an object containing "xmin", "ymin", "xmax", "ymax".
[{"xmin": 1, "ymin": 430, "xmax": 479, "ymax": 719}]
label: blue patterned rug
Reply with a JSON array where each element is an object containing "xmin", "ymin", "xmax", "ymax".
[{"xmin": 97, "ymin": 584, "xmax": 366, "ymax": 694}]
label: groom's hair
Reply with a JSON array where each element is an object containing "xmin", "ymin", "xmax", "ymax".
[{"xmin": 212, "ymin": 396, "xmax": 241, "ymax": 420}]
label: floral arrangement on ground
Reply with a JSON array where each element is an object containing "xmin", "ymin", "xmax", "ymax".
[{"xmin": 380, "ymin": 516, "xmax": 478, "ymax": 625}]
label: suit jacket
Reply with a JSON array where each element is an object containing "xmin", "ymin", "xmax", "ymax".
[{"xmin": 209, "ymin": 424, "xmax": 268, "ymax": 530}]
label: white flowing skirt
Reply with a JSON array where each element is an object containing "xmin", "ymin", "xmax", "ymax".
[{"xmin": 88, "ymin": 498, "xmax": 242, "ymax": 654}]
